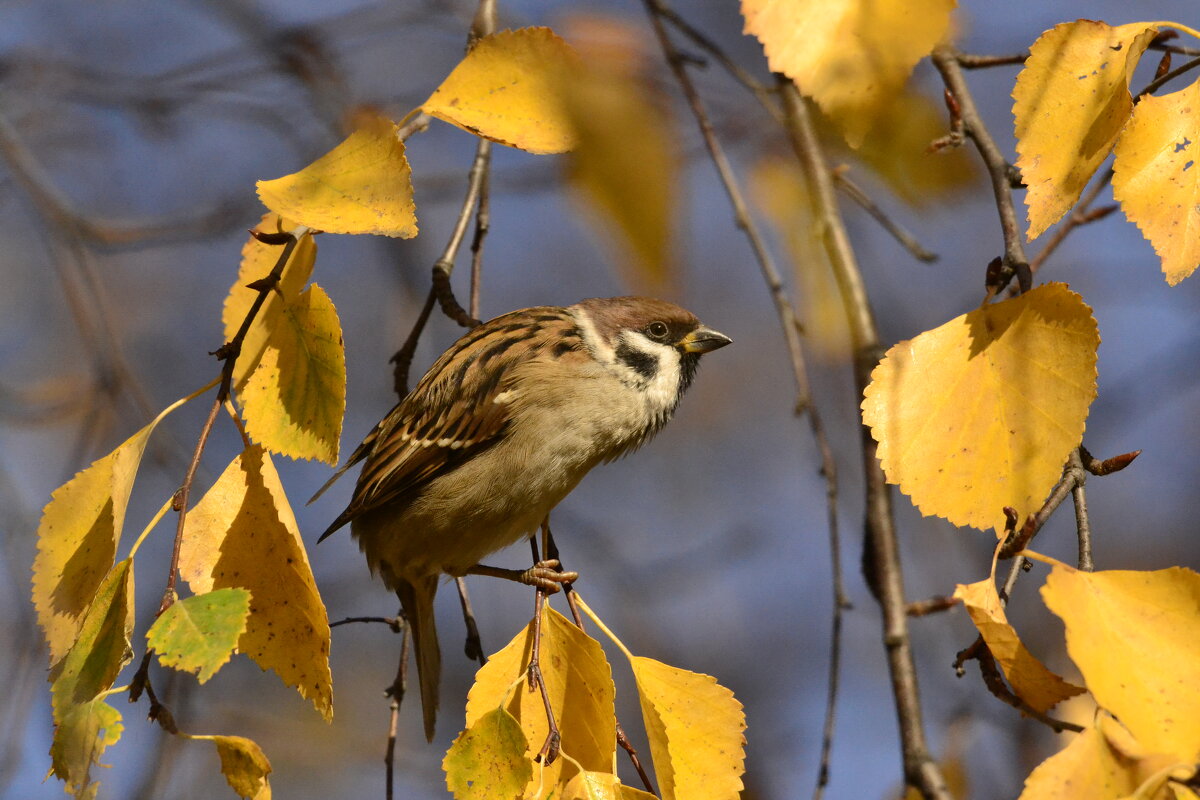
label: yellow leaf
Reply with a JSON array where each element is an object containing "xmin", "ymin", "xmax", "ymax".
[
  {"xmin": 222, "ymin": 217, "xmax": 317, "ymax": 389},
  {"xmin": 462, "ymin": 607, "xmax": 615, "ymax": 796},
  {"xmin": 1013, "ymin": 20, "xmax": 1158, "ymax": 240},
  {"xmin": 181, "ymin": 446, "xmax": 333, "ymax": 720},
  {"xmin": 49, "ymin": 695, "xmax": 123, "ymax": 799},
  {"xmin": 742, "ymin": 0, "xmax": 957, "ymax": 147},
  {"xmin": 1018, "ymin": 723, "xmax": 1138, "ymax": 800},
  {"xmin": 256, "ymin": 114, "xmax": 417, "ymax": 237},
  {"xmin": 240, "ymin": 283, "xmax": 345, "ymax": 465},
  {"xmin": 33, "ymin": 393, "xmax": 189, "ymax": 664},
  {"xmin": 1096, "ymin": 715, "xmax": 1197, "ymax": 800},
  {"xmin": 749, "ymin": 154, "xmax": 847, "ymax": 360},
  {"xmin": 1041, "ymin": 562, "xmax": 1200, "ymax": 760},
  {"xmin": 630, "ymin": 657, "xmax": 746, "ymax": 800},
  {"xmin": 953, "ymin": 578, "xmax": 1084, "ymax": 713},
  {"xmin": 50, "ymin": 559, "xmax": 134, "ymax": 723},
  {"xmin": 1112, "ymin": 79, "xmax": 1200, "ymax": 285},
  {"xmin": 861, "ymin": 283, "xmax": 1099, "ymax": 533},
  {"xmin": 424, "ymin": 28, "xmax": 580, "ymax": 154},
  {"xmin": 561, "ymin": 17, "xmax": 678, "ymax": 290},
  {"xmin": 192, "ymin": 735, "xmax": 273, "ymax": 800},
  {"xmin": 854, "ymin": 89, "xmax": 981, "ymax": 207},
  {"xmin": 443, "ymin": 708, "xmax": 532, "ymax": 800},
  {"xmin": 561, "ymin": 770, "xmax": 658, "ymax": 800}
]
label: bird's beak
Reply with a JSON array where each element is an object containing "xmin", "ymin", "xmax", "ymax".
[{"xmin": 679, "ymin": 326, "xmax": 732, "ymax": 354}]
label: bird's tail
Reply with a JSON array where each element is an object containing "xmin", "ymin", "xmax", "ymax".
[{"xmin": 396, "ymin": 575, "xmax": 441, "ymax": 742}]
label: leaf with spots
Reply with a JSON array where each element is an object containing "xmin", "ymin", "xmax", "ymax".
[
  {"xmin": 33, "ymin": 391, "xmax": 194, "ymax": 665},
  {"xmin": 1112, "ymin": 78, "xmax": 1200, "ymax": 285},
  {"xmin": 1013, "ymin": 20, "xmax": 1159, "ymax": 240},
  {"xmin": 49, "ymin": 695, "xmax": 124, "ymax": 799},
  {"xmin": 443, "ymin": 708, "xmax": 531, "ymax": 800},
  {"xmin": 423, "ymin": 27, "xmax": 581, "ymax": 154},
  {"xmin": 146, "ymin": 588, "xmax": 252, "ymax": 684},
  {"xmin": 256, "ymin": 113, "xmax": 417, "ymax": 237},
  {"xmin": 861, "ymin": 283, "xmax": 1099, "ymax": 534},
  {"xmin": 180, "ymin": 446, "xmax": 333, "ymax": 720},
  {"xmin": 629, "ymin": 657, "xmax": 746, "ymax": 800},
  {"xmin": 1041, "ymin": 561, "xmax": 1200, "ymax": 760}
]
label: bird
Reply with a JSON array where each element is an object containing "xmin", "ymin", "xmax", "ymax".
[{"xmin": 318, "ymin": 296, "xmax": 731, "ymax": 740}]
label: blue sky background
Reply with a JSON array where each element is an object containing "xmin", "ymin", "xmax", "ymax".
[{"xmin": 2, "ymin": 1, "xmax": 1197, "ymax": 799}]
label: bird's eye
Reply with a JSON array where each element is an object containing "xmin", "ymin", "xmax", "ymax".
[{"xmin": 646, "ymin": 321, "xmax": 669, "ymax": 340}]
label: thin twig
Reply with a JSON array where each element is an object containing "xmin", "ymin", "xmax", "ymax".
[
  {"xmin": 431, "ymin": 137, "xmax": 491, "ymax": 329},
  {"xmin": 906, "ymin": 596, "xmax": 960, "ymax": 618},
  {"xmin": 391, "ymin": 289, "xmax": 438, "ymax": 398},
  {"xmin": 777, "ymin": 83, "xmax": 949, "ymax": 800},
  {"xmin": 932, "ymin": 45, "xmax": 1031, "ymax": 296},
  {"xmin": 1068, "ymin": 450, "xmax": 1093, "ymax": 571},
  {"xmin": 833, "ymin": 171, "xmax": 939, "ymax": 263},
  {"xmin": 654, "ymin": 5, "xmax": 782, "ymax": 121},
  {"xmin": 971, "ymin": 648, "xmax": 1083, "ymax": 734},
  {"xmin": 384, "ymin": 615, "xmax": 410, "ymax": 800},
  {"xmin": 998, "ymin": 458, "xmax": 1084, "ymax": 561},
  {"xmin": 956, "ymin": 52, "xmax": 1029, "ymax": 69},
  {"xmin": 638, "ymin": 13, "xmax": 854, "ymax": 794},
  {"xmin": 455, "ymin": 577, "xmax": 486, "ymax": 665}
]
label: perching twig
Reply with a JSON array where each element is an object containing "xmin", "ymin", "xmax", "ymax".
[{"xmin": 777, "ymin": 83, "xmax": 950, "ymax": 800}]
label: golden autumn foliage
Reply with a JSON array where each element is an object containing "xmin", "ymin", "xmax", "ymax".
[{"xmin": 30, "ymin": 4, "xmax": 1200, "ymax": 799}]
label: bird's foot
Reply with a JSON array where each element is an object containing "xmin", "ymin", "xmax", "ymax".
[{"xmin": 465, "ymin": 560, "xmax": 579, "ymax": 593}]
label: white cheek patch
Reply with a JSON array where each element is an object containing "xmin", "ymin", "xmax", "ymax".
[{"xmin": 618, "ymin": 331, "xmax": 682, "ymax": 414}]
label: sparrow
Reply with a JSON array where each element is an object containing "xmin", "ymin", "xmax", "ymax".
[{"xmin": 319, "ymin": 296, "xmax": 731, "ymax": 740}]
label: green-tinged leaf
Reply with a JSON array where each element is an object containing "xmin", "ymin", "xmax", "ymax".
[
  {"xmin": 443, "ymin": 708, "xmax": 531, "ymax": 800},
  {"xmin": 49, "ymin": 696, "xmax": 124, "ymax": 799},
  {"xmin": 33, "ymin": 392, "xmax": 190, "ymax": 664},
  {"xmin": 240, "ymin": 283, "xmax": 345, "ymax": 465},
  {"xmin": 256, "ymin": 114, "xmax": 417, "ymax": 237},
  {"xmin": 180, "ymin": 446, "xmax": 333, "ymax": 720},
  {"xmin": 147, "ymin": 588, "xmax": 252, "ymax": 684},
  {"xmin": 50, "ymin": 559, "xmax": 134, "ymax": 722},
  {"xmin": 223, "ymin": 218, "xmax": 317, "ymax": 389}
]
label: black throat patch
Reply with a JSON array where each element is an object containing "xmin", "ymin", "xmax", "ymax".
[{"xmin": 615, "ymin": 341, "xmax": 659, "ymax": 381}]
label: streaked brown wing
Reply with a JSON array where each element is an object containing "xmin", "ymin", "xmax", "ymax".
[{"xmin": 319, "ymin": 306, "xmax": 580, "ymax": 539}]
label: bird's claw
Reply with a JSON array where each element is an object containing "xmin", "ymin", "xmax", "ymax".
[{"xmin": 519, "ymin": 559, "xmax": 578, "ymax": 593}]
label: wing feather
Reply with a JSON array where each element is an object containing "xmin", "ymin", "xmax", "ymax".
[{"xmin": 319, "ymin": 307, "xmax": 576, "ymax": 540}]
